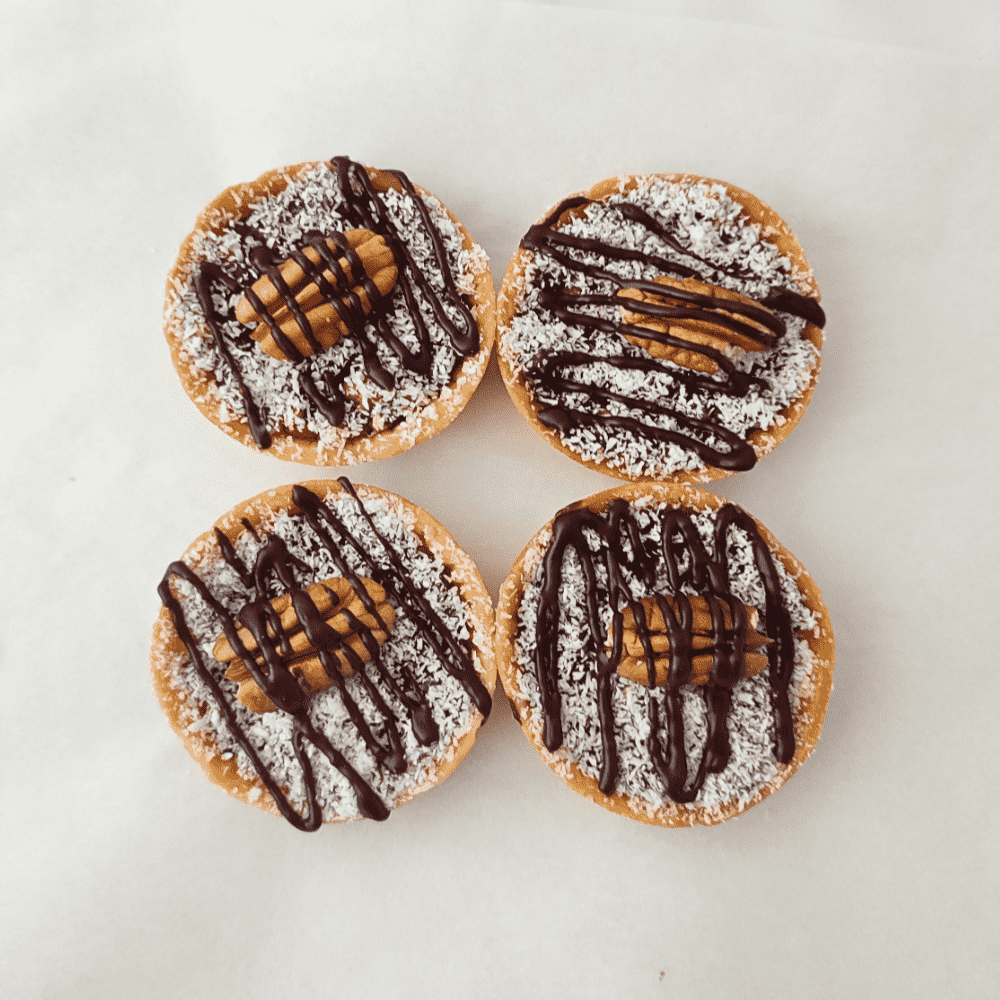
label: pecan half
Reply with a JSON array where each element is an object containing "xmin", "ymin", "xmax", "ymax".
[
  {"xmin": 235, "ymin": 229, "xmax": 397, "ymax": 361},
  {"xmin": 611, "ymin": 594, "xmax": 772, "ymax": 686},
  {"xmin": 617, "ymin": 276, "xmax": 776, "ymax": 374},
  {"xmin": 212, "ymin": 577, "xmax": 395, "ymax": 713}
]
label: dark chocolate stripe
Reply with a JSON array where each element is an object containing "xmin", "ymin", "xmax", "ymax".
[
  {"xmin": 333, "ymin": 159, "xmax": 480, "ymax": 358},
  {"xmin": 194, "ymin": 263, "xmax": 271, "ymax": 449},
  {"xmin": 294, "ymin": 480, "xmax": 492, "ymax": 718},
  {"xmin": 531, "ymin": 347, "xmax": 758, "ymax": 471},
  {"xmin": 158, "ymin": 560, "xmax": 388, "ymax": 830}
]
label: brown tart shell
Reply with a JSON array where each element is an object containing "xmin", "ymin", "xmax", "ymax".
[
  {"xmin": 151, "ymin": 480, "xmax": 497, "ymax": 824},
  {"xmin": 164, "ymin": 161, "xmax": 496, "ymax": 465},
  {"xmin": 494, "ymin": 481, "xmax": 835, "ymax": 827},
  {"xmin": 497, "ymin": 173, "xmax": 824, "ymax": 485}
]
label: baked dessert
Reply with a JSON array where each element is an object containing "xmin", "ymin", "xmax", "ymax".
[
  {"xmin": 495, "ymin": 483, "xmax": 834, "ymax": 826},
  {"xmin": 497, "ymin": 173, "xmax": 826, "ymax": 483},
  {"xmin": 164, "ymin": 157, "xmax": 496, "ymax": 465},
  {"xmin": 151, "ymin": 479, "xmax": 496, "ymax": 830}
]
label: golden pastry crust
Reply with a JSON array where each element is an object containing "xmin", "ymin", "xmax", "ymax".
[
  {"xmin": 494, "ymin": 481, "xmax": 835, "ymax": 827},
  {"xmin": 164, "ymin": 161, "xmax": 496, "ymax": 465},
  {"xmin": 151, "ymin": 480, "xmax": 497, "ymax": 825},
  {"xmin": 497, "ymin": 173, "xmax": 824, "ymax": 485}
]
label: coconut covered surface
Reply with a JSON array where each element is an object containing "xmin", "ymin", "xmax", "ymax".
[
  {"xmin": 151, "ymin": 479, "xmax": 497, "ymax": 828},
  {"xmin": 497, "ymin": 173, "xmax": 824, "ymax": 484},
  {"xmin": 164, "ymin": 159, "xmax": 496, "ymax": 466},
  {"xmin": 495, "ymin": 481, "xmax": 834, "ymax": 827}
]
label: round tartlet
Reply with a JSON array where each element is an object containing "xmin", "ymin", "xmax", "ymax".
[
  {"xmin": 164, "ymin": 157, "xmax": 496, "ymax": 465},
  {"xmin": 497, "ymin": 173, "xmax": 826, "ymax": 484},
  {"xmin": 151, "ymin": 479, "xmax": 496, "ymax": 829},
  {"xmin": 495, "ymin": 482, "xmax": 834, "ymax": 827}
]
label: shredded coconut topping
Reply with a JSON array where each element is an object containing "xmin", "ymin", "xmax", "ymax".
[
  {"xmin": 167, "ymin": 164, "xmax": 489, "ymax": 459},
  {"xmin": 501, "ymin": 177, "xmax": 820, "ymax": 479},
  {"xmin": 511, "ymin": 501, "xmax": 818, "ymax": 811},
  {"xmin": 166, "ymin": 488, "xmax": 481, "ymax": 822}
]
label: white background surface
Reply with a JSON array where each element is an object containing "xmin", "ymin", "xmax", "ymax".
[{"xmin": 3, "ymin": 2, "xmax": 999, "ymax": 997}]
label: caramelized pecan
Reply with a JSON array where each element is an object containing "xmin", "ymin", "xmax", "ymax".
[
  {"xmin": 612, "ymin": 593, "xmax": 771, "ymax": 686},
  {"xmin": 235, "ymin": 229, "xmax": 397, "ymax": 361},
  {"xmin": 213, "ymin": 576, "xmax": 395, "ymax": 712}
]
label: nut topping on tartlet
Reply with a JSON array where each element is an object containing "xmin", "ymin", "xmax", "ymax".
[
  {"xmin": 235, "ymin": 230, "xmax": 398, "ymax": 362},
  {"xmin": 494, "ymin": 483, "xmax": 835, "ymax": 826},
  {"xmin": 496, "ymin": 173, "xmax": 827, "ymax": 482},
  {"xmin": 163, "ymin": 157, "xmax": 496, "ymax": 465},
  {"xmin": 613, "ymin": 594, "xmax": 771, "ymax": 687},
  {"xmin": 212, "ymin": 576, "xmax": 395, "ymax": 713},
  {"xmin": 617, "ymin": 276, "xmax": 776, "ymax": 375}
]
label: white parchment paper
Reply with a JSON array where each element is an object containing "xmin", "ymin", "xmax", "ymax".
[{"xmin": 2, "ymin": 2, "xmax": 998, "ymax": 997}]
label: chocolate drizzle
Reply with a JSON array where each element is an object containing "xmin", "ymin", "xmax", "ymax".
[
  {"xmin": 158, "ymin": 479, "xmax": 490, "ymax": 831},
  {"xmin": 194, "ymin": 263, "xmax": 271, "ymax": 449},
  {"xmin": 531, "ymin": 499, "xmax": 796, "ymax": 803},
  {"xmin": 192, "ymin": 158, "xmax": 480, "ymax": 449},
  {"xmin": 517, "ymin": 191, "xmax": 826, "ymax": 472},
  {"xmin": 332, "ymin": 157, "xmax": 480, "ymax": 359}
]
